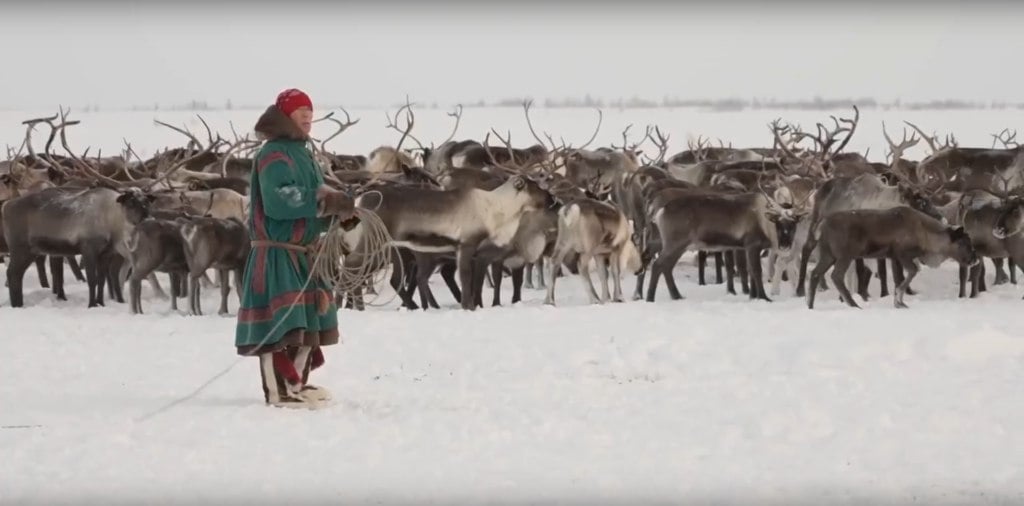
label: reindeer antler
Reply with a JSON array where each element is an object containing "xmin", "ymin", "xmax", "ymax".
[
  {"xmin": 643, "ymin": 126, "xmax": 670, "ymax": 166},
  {"xmin": 439, "ymin": 104, "xmax": 463, "ymax": 146},
  {"xmin": 991, "ymin": 128, "xmax": 1019, "ymax": 149},
  {"xmin": 882, "ymin": 121, "xmax": 922, "ymax": 187},
  {"xmin": 314, "ymin": 107, "xmax": 360, "ymax": 153}
]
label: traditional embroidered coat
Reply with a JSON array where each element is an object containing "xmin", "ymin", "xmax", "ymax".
[{"xmin": 235, "ymin": 105, "xmax": 339, "ymax": 356}]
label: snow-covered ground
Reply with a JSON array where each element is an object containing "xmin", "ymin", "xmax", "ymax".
[
  {"xmin": 2, "ymin": 107, "xmax": 1024, "ymax": 504},
  {"xmin": 2, "ymin": 255, "xmax": 1024, "ymax": 504}
]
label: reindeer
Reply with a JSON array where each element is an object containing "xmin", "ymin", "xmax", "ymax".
[
  {"xmin": 906, "ymin": 122, "xmax": 1024, "ymax": 194},
  {"xmin": 543, "ymin": 198, "xmax": 642, "ymax": 305},
  {"xmin": 484, "ymin": 207, "xmax": 559, "ymax": 306},
  {"xmin": 644, "ymin": 185, "xmax": 793, "ymax": 303},
  {"xmin": 340, "ymin": 104, "xmax": 558, "ymax": 311},
  {"xmin": 176, "ymin": 215, "xmax": 249, "ymax": 316},
  {"xmin": 806, "ymin": 206, "xmax": 978, "ymax": 309},
  {"xmin": 344, "ymin": 173, "xmax": 554, "ymax": 311},
  {"xmin": 664, "ymin": 135, "xmax": 769, "ymax": 165},
  {"xmin": 794, "ymin": 124, "xmax": 945, "ymax": 300},
  {"xmin": 764, "ymin": 174, "xmax": 817, "ymax": 296},
  {"xmin": 125, "ymin": 210, "xmax": 197, "ymax": 314}
]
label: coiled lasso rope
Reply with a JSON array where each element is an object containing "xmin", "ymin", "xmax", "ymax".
[
  {"xmin": 135, "ymin": 204, "xmax": 397, "ymax": 422},
  {"xmin": 313, "ymin": 194, "xmax": 405, "ymax": 308}
]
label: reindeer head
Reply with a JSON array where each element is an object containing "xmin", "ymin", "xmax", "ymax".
[
  {"xmin": 946, "ymin": 225, "xmax": 979, "ymax": 267},
  {"xmin": 759, "ymin": 174, "xmax": 812, "ymax": 250},
  {"xmin": 765, "ymin": 202, "xmax": 810, "ymax": 251},
  {"xmin": 896, "ymin": 183, "xmax": 946, "ymax": 224},
  {"xmin": 186, "ymin": 178, "xmax": 208, "ymax": 191},
  {"xmin": 0, "ymin": 173, "xmax": 18, "ymax": 201},
  {"xmin": 497, "ymin": 175, "xmax": 557, "ymax": 213},
  {"xmin": 993, "ymin": 197, "xmax": 1024, "ymax": 239},
  {"xmin": 115, "ymin": 187, "xmax": 158, "ymax": 224}
]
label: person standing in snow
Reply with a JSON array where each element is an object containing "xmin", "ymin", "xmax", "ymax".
[{"xmin": 235, "ymin": 88, "xmax": 356, "ymax": 409}]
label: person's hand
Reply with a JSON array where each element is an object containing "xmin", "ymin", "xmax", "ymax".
[{"xmin": 316, "ymin": 185, "xmax": 356, "ymax": 219}]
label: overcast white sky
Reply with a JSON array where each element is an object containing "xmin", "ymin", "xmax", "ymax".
[{"xmin": 3, "ymin": 1, "xmax": 1022, "ymax": 109}]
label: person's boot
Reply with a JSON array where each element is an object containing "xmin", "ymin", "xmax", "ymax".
[
  {"xmin": 294, "ymin": 346, "xmax": 332, "ymax": 402},
  {"xmin": 261, "ymin": 351, "xmax": 319, "ymax": 409}
]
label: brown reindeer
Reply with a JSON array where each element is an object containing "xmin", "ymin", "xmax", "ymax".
[{"xmin": 807, "ymin": 206, "xmax": 978, "ymax": 309}]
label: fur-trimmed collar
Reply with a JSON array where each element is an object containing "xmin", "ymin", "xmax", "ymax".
[{"xmin": 253, "ymin": 105, "xmax": 309, "ymax": 142}]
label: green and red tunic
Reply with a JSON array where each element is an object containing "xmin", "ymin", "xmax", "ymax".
[{"xmin": 235, "ymin": 105, "xmax": 339, "ymax": 356}]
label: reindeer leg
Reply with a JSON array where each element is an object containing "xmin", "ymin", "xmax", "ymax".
[
  {"xmin": 80, "ymin": 246, "xmax": 102, "ymax": 308},
  {"xmin": 766, "ymin": 250, "xmax": 777, "ymax": 289},
  {"xmin": 67, "ymin": 255, "xmax": 86, "ymax": 282},
  {"xmin": 958, "ymin": 264, "xmax": 968, "ymax": 298},
  {"xmin": 128, "ymin": 265, "xmax": 149, "ymax": 315},
  {"xmin": 976, "ymin": 260, "xmax": 987, "ymax": 293},
  {"xmin": 576, "ymin": 252, "xmax": 601, "ymax": 304},
  {"xmin": 595, "ymin": 254, "xmax": 611, "ymax": 303},
  {"xmin": 484, "ymin": 268, "xmax": 494, "ymax": 290},
  {"xmin": 440, "ymin": 260, "xmax": 462, "ymax": 304},
  {"xmin": 49, "ymin": 256, "xmax": 66, "ymax": 301},
  {"xmin": 770, "ymin": 252, "xmax": 786, "ymax": 296},
  {"xmin": 697, "ymin": 250, "xmax": 707, "ymax": 286},
  {"xmin": 390, "ymin": 254, "xmax": 419, "ymax": 310},
  {"xmin": 147, "ymin": 272, "xmax": 168, "ymax": 300},
  {"xmin": 457, "ymin": 242, "xmax": 480, "ymax": 311},
  {"xmin": 545, "ymin": 246, "xmax": 573, "ymax": 306},
  {"xmin": 217, "ymin": 269, "xmax": 231, "ymax": 315},
  {"xmin": 747, "ymin": 247, "xmax": 771, "ymax": 302},
  {"xmin": 831, "ymin": 257, "xmax": 860, "ymax": 308},
  {"xmin": 511, "ymin": 266, "xmax": 524, "ymax": 304},
  {"xmin": 6, "ymin": 251, "xmax": 35, "ymax": 308},
  {"xmin": 796, "ymin": 234, "xmax": 816, "ymax": 297},
  {"xmin": 633, "ymin": 264, "xmax": 647, "ymax": 301},
  {"xmin": 412, "ymin": 254, "xmax": 438, "ymax": 310},
  {"xmin": 724, "ymin": 251, "xmax": 736, "ymax": 295},
  {"xmin": 188, "ymin": 273, "xmax": 203, "ymax": 316},
  {"xmin": 35, "ymin": 256, "xmax": 49, "ymax": 289},
  {"xmin": 714, "ymin": 252, "xmax": 724, "ymax": 284},
  {"xmin": 736, "ymin": 252, "xmax": 749, "ymax": 295},
  {"xmin": 169, "ymin": 272, "xmax": 180, "ymax": 312},
  {"xmin": 523, "ymin": 263, "xmax": 535, "ymax": 290},
  {"xmin": 877, "ymin": 258, "xmax": 889, "ymax": 298},
  {"xmin": 110, "ymin": 255, "xmax": 126, "ymax": 303},
  {"xmin": 807, "ymin": 248, "xmax": 836, "ymax": 310},
  {"xmin": 855, "ymin": 259, "xmax": 871, "ymax": 301},
  {"xmin": 992, "ymin": 257, "xmax": 1009, "ymax": 285},
  {"xmin": 893, "ymin": 257, "xmax": 919, "ymax": 309},
  {"xmin": 647, "ymin": 243, "xmax": 687, "ymax": 302},
  {"xmin": 610, "ymin": 250, "xmax": 624, "ymax": 303},
  {"xmin": 970, "ymin": 261, "xmax": 982, "ymax": 298},
  {"xmin": 536, "ymin": 257, "xmax": 547, "ymax": 289},
  {"xmin": 491, "ymin": 263, "xmax": 503, "ymax": 307},
  {"xmin": 1010, "ymin": 258, "xmax": 1018, "ymax": 284},
  {"xmin": 471, "ymin": 260, "xmax": 489, "ymax": 309}
]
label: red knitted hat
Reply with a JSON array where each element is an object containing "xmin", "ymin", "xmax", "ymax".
[{"xmin": 276, "ymin": 88, "xmax": 313, "ymax": 116}]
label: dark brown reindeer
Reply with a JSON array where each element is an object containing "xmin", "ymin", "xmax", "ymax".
[
  {"xmin": 125, "ymin": 209, "xmax": 198, "ymax": 314},
  {"xmin": 643, "ymin": 181, "xmax": 795, "ymax": 303},
  {"xmin": 178, "ymin": 215, "xmax": 250, "ymax": 316},
  {"xmin": 806, "ymin": 206, "xmax": 978, "ymax": 309},
  {"xmin": 906, "ymin": 121, "xmax": 1024, "ymax": 194},
  {"xmin": 795, "ymin": 124, "xmax": 946, "ymax": 300}
]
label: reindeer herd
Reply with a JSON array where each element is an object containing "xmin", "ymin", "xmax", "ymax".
[{"xmin": 1, "ymin": 101, "xmax": 1022, "ymax": 316}]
